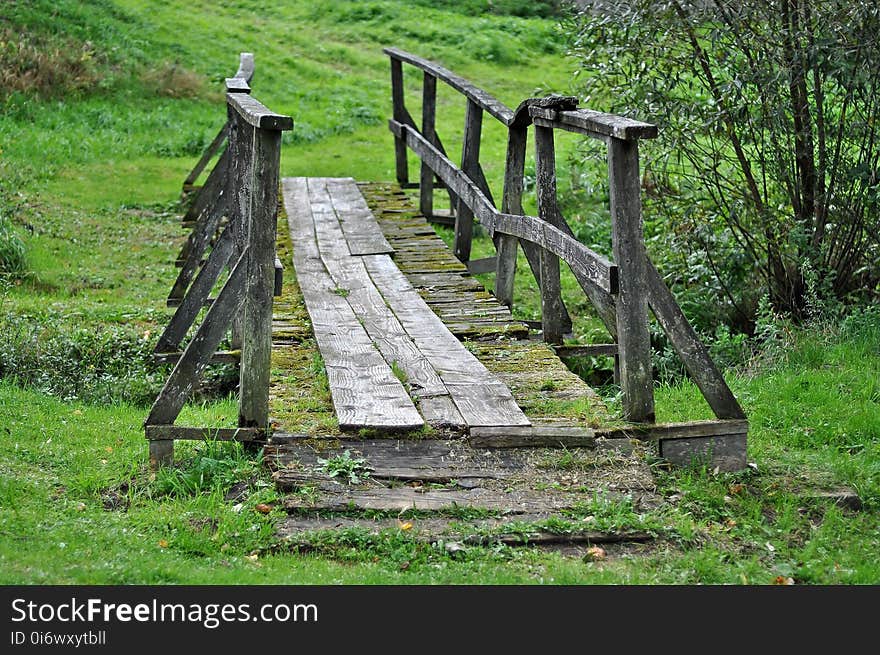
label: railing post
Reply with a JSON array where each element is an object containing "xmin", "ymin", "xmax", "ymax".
[
  {"xmin": 226, "ymin": 106, "xmax": 254, "ymax": 350},
  {"xmin": 239, "ymin": 125, "xmax": 282, "ymax": 429},
  {"xmin": 494, "ymin": 126, "xmax": 527, "ymax": 308},
  {"xmin": 390, "ymin": 57, "xmax": 409, "ymax": 186},
  {"xmin": 420, "ymin": 72, "xmax": 437, "ymax": 218},
  {"xmin": 609, "ymin": 137, "xmax": 655, "ymax": 423},
  {"xmin": 455, "ymin": 99, "xmax": 483, "ymax": 262},
  {"xmin": 533, "ymin": 125, "xmax": 567, "ymax": 345}
]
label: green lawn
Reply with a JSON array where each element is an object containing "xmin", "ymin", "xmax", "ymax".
[{"xmin": 1, "ymin": 0, "xmax": 878, "ymax": 584}]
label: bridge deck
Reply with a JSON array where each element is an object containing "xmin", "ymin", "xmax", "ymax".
[{"xmin": 281, "ymin": 177, "xmax": 533, "ymax": 432}]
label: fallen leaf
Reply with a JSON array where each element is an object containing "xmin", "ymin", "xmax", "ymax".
[
  {"xmin": 231, "ymin": 503, "xmax": 244, "ymax": 513},
  {"xmin": 158, "ymin": 539, "xmax": 168, "ymax": 548},
  {"xmin": 75, "ymin": 502, "xmax": 86, "ymax": 512},
  {"xmin": 246, "ymin": 553, "xmax": 259, "ymax": 561},
  {"xmin": 584, "ymin": 546, "xmax": 607, "ymax": 562},
  {"xmin": 105, "ymin": 446, "xmax": 113, "ymax": 453},
  {"xmin": 772, "ymin": 576, "xmax": 794, "ymax": 585},
  {"xmin": 765, "ymin": 542, "xmax": 776, "ymax": 553},
  {"xmin": 724, "ymin": 518, "xmax": 737, "ymax": 528},
  {"xmin": 728, "ymin": 483, "xmax": 745, "ymax": 495},
  {"xmin": 254, "ymin": 503, "xmax": 272, "ymax": 514},
  {"xmin": 398, "ymin": 520, "xmax": 413, "ymax": 531},
  {"xmin": 72, "ymin": 409, "xmax": 82, "ymax": 416},
  {"xmin": 399, "ymin": 561, "xmax": 410, "ymax": 571}
]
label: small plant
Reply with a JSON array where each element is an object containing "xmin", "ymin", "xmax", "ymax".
[
  {"xmin": 316, "ymin": 450, "xmax": 372, "ymax": 485},
  {"xmin": 391, "ymin": 360, "xmax": 408, "ymax": 385},
  {"xmin": 332, "ymin": 286, "xmax": 350, "ymax": 298}
]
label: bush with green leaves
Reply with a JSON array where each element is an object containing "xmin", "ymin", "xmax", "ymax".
[{"xmin": 566, "ymin": 0, "xmax": 880, "ymax": 330}]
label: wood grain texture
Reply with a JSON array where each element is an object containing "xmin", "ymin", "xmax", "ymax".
[
  {"xmin": 363, "ymin": 253, "xmax": 530, "ymax": 427},
  {"xmin": 390, "ymin": 57, "xmax": 409, "ymax": 185},
  {"xmin": 306, "ymin": 178, "xmax": 462, "ymax": 428},
  {"xmin": 226, "ymin": 92, "xmax": 293, "ymax": 131},
  {"xmin": 529, "ymin": 106, "xmax": 658, "ymax": 141},
  {"xmin": 282, "ymin": 178, "xmax": 423, "ymax": 430},
  {"xmin": 609, "ymin": 137, "xmax": 654, "ymax": 422},
  {"xmin": 454, "ymin": 99, "xmax": 483, "ymax": 262},
  {"xmin": 659, "ymin": 434, "xmax": 747, "ymax": 472},
  {"xmin": 534, "ymin": 124, "xmax": 566, "ymax": 344},
  {"xmin": 239, "ymin": 127, "xmax": 281, "ymax": 428},
  {"xmin": 595, "ymin": 419, "xmax": 749, "ymax": 440},
  {"xmin": 146, "ymin": 250, "xmax": 248, "ymax": 426},
  {"xmin": 157, "ymin": 224, "xmax": 235, "ymax": 352},
  {"xmin": 324, "ymin": 178, "xmax": 393, "ymax": 256},
  {"xmin": 420, "ymin": 72, "xmax": 437, "ymax": 218},
  {"xmin": 646, "ymin": 259, "xmax": 746, "ymax": 419},
  {"xmin": 469, "ymin": 425, "xmax": 596, "ymax": 448}
]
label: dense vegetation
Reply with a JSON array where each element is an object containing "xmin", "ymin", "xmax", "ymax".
[{"xmin": 0, "ymin": 0, "xmax": 877, "ymax": 584}]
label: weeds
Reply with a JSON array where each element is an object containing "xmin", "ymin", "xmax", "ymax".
[{"xmin": 316, "ymin": 450, "xmax": 372, "ymax": 484}]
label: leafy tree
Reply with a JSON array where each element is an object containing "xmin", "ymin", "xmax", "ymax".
[{"xmin": 567, "ymin": 0, "xmax": 880, "ymax": 326}]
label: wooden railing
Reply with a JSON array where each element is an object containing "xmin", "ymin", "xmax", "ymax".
[
  {"xmin": 145, "ymin": 54, "xmax": 292, "ymax": 468},
  {"xmin": 384, "ymin": 48, "xmax": 746, "ymax": 426}
]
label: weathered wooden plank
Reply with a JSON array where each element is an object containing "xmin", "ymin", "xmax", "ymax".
[
  {"xmin": 390, "ymin": 57, "xmax": 409, "ymax": 185},
  {"xmin": 595, "ymin": 419, "xmax": 749, "ymax": 441},
  {"xmin": 226, "ymin": 111, "xmax": 253, "ymax": 351},
  {"xmin": 158, "ymin": 224, "xmax": 235, "ymax": 352},
  {"xmin": 149, "ymin": 440, "xmax": 173, "ymax": 469},
  {"xmin": 168, "ymin": 190, "xmax": 229, "ymax": 302},
  {"xmin": 420, "ymin": 72, "xmax": 437, "ymax": 218},
  {"xmin": 283, "ymin": 486, "xmax": 577, "ymax": 514},
  {"xmin": 454, "ymin": 99, "xmax": 483, "ymax": 263},
  {"xmin": 645, "ymin": 259, "xmax": 746, "ymax": 419},
  {"xmin": 146, "ymin": 250, "xmax": 248, "ymax": 426},
  {"xmin": 495, "ymin": 125, "xmax": 527, "ymax": 308},
  {"xmin": 234, "ymin": 52, "xmax": 255, "ymax": 83},
  {"xmin": 384, "ymin": 47, "xmax": 515, "ymax": 126},
  {"xmin": 282, "ymin": 178, "xmax": 423, "ymax": 430},
  {"xmin": 145, "ymin": 425, "xmax": 263, "ymax": 442},
  {"xmin": 509, "ymin": 95, "xmax": 579, "ymax": 129},
  {"xmin": 323, "ymin": 178, "xmax": 394, "ymax": 256},
  {"xmin": 306, "ymin": 178, "xmax": 463, "ymax": 429},
  {"xmin": 183, "ymin": 123, "xmax": 229, "ymax": 189},
  {"xmin": 362, "ymin": 254, "xmax": 530, "ymax": 428},
  {"xmin": 554, "ymin": 344, "xmax": 618, "ymax": 358},
  {"xmin": 529, "ymin": 106, "xmax": 658, "ymax": 141},
  {"xmin": 239, "ymin": 127, "xmax": 282, "ymax": 429},
  {"xmin": 224, "ymin": 76, "xmax": 250, "ymax": 93},
  {"xmin": 183, "ymin": 145, "xmax": 230, "ymax": 223},
  {"xmin": 469, "ymin": 425, "xmax": 596, "ymax": 448},
  {"xmin": 153, "ymin": 350, "xmax": 240, "ymax": 365},
  {"xmin": 268, "ymin": 438, "xmax": 517, "ymax": 486},
  {"xmin": 609, "ymin": 137, "xmax": 654, "ymax": 423},
  {"xmin": 226, "ymin": 92, "xmax": 293, "ymax": 131},
  {"xmin": 659, "ymin": 434, "xmax": 747, "ymax": 472},
  {"xmin": 466, "ymin": 256, "xmax": 497, "ymax": 275},
  {"xmin": 534, "ymin": 124, "xmax": 566, "ymax": 344}
]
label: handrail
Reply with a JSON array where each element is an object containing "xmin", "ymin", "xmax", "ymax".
[
  {"xmin": 383, "ymin": 47, "xmax": 514, "ymax": 125},
  {"xmin": 147, "ymin": 53, "xmax": 292, "ymax": 468},
  {"xmin": 385, "ymin": 49, "xmax": 745, "ymax": 427}
]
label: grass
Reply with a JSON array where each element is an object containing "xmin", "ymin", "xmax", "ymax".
[{"xmin": 0, "ymin": 0, "xmax": 878, "ymax": 585}]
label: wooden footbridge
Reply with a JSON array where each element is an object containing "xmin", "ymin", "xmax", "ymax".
[{"xmin": 143, "ymin": 53, "xmax": 748, "ymax": 542}]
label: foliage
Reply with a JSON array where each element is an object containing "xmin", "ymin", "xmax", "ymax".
[
  {"xmin": 317, "ymin": 450, "xmax": 372, "ymax": 485},
  {"xmin": 0, "ymin": 312, "xmax": 165, "ymax": 405},
  {"xmin": 567, "ymin": 0, "xmax": 880, "ymax": 328}
]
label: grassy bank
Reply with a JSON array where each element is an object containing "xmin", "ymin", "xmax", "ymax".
[{"xmin": 1, "ymin": 0, "xmax": 877, "ymax": 584}]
